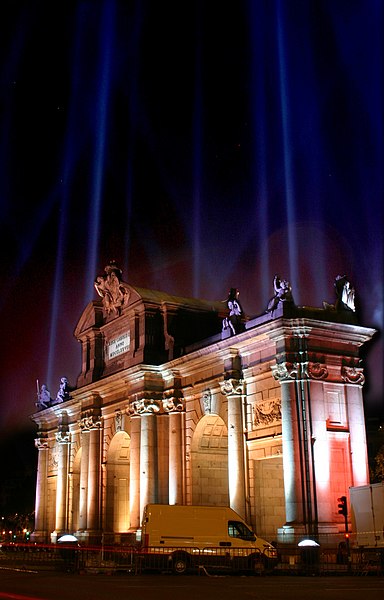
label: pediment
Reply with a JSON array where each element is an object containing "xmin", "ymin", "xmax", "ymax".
[{"xmin": 74, "ymin": 301, "xmax": 104, "ymax": 339}]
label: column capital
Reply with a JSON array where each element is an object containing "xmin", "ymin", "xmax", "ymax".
[
  {"xmin": 55, "ymin": 430, "xmax": 71, "ymax": 444},
  {"xmin": 34, "ymin": 433, "xmax": 48, "ymax": 449},
  {"xmin": 341, "ymin": 364, "xmax": 365, "ymax": 385},
  {"xmin": 80, "ymin": 411, "xmax": 102, "ymax": 431},
  {"xmin": 271, "ymin": 361, "xmax": 298, "ymax": 382},
  {"xmin": 220, "ymin": 378, "xmax": 244, "ymax": 396},
  {"xmin": 128, "ymin": 398, "xmax": 161, "ymax": 415},
  {"xmin": 272, "ymin": 359, "xmax": 331, "ymax": 382},
  {"xmin": 162, "ymin": 397, "xmax": 185, "ymax": 413}
]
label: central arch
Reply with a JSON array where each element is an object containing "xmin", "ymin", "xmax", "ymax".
[{"xmin": 191, "ymin": 414, "xmax": 229, "ymax": 506}]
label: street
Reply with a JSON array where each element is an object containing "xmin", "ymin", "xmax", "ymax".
[{"xmin": 0, "ymin": 569, "xmax": 383, "ymax": 600}]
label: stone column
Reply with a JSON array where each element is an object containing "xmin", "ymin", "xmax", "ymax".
[
  {"xmin": 343, "ymin": 366, "xmax": 369, "ymax": 487},
  {"xmin": 308, "ymin": 380, "xmax": 332, "ymax": 524},
  {"xmin": 54, "ymin": 429, "xmax": 70, "ymax": 534},
  {"xmin": 139, "ymin": 406, "xmax": 159, "ymax": 520},
  {"xmin": 221, "ymin": 379, "xmax": 246, "ymax": 520},
  {"xmin": 129, "ymin": 416, "xmax": 141, "ymax": 529},
  {"xmin": 32, "ymin": 434, "xmax": 48, "ymax": 542},
  {"xmin": 166, "ymin": 398, "xmax": 185, "ymax": 506},
  {"xmin": 281, "ymin": 380, "xmax": 304, "ymax": 524},
  {"xmin": 78, "ymin": 428, "xmax": 90, "ymax": 531},
  {"xmin": 272, "ymin": 363, "xmax": 305, "ymax": 530}
]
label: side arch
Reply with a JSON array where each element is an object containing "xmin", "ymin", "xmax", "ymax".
[
  {"xmin": 105, "ymin": 431, "xmax": 131, "ymax": 534},
  {"xmin": 191, "ymin": 414, "xmax": 229, "ymax": 506}
]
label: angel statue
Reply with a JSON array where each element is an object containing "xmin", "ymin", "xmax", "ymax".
[{"xmin": 94, "ymin": 261, "xmax": 130, "ymax": 316}]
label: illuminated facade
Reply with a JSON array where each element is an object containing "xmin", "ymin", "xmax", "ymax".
[{"xmin": 31, "ymin": 268, "xmax": 375, "ymax": 545}]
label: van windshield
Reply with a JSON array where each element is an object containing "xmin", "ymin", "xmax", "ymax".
[{"xmin": 228, "ymin": 520, "xmax": 256, "ymax": 541}]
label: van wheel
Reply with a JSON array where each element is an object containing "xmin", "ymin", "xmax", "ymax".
[{"xmin": 172, "ymin": 552, "xmax": 189, "ymax": 574}]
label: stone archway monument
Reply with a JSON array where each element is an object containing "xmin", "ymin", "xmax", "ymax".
[{"xmin": 31, "ymin": 267, "xmax": 376, "ymax": 545}]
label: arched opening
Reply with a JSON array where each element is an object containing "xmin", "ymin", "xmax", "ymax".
[
  {"xmin": 105, "ymin": 431, "xmax": 131, "ymax": 534},
  {"xmin": 191, "ymin": 414, "xmax": 229, "ymax": 506}
]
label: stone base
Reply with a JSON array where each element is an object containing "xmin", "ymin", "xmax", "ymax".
[
  {"xmin": 277, "ymin": 522, "xmax": 341, "ymax": 546},
  {"xmin": 75, "ymin": 530, "xmax": 102, "ymax": 546},
  {"xmin": 30, "ymin": 530, "xmax": 49, "ymax": 544},
  {"xmin": 277, "ymin": 524, "xmax": 308, "ymax": 545}
]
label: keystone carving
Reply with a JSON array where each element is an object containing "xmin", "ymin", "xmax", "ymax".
[
  {"xmin": 202, "ymin": 389, "xmax": 212, "ymax": 414},
  {"xmin": 115, "ymin": 409, "xmax": 123, "ymax": 432}
]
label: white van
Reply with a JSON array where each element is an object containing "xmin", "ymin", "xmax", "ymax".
[{"xmin": 140, "ymin": 504, "xmax": 277, "ymax": 574}]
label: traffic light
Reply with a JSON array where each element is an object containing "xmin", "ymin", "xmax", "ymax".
[{"xmin": 338, "ymin": 495, "xmax": 347, "ymax": 517}]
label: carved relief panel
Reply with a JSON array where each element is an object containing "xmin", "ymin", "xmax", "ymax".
[{"xmin": 252, "ymin": 398, "xmax": 282, "ymax": 429}]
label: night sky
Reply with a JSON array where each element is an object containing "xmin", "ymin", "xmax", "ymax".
[{"xmin": 0, "ymin": 1, "xmax": 382, "ymax": 512}]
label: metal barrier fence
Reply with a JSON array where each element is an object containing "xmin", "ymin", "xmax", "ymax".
[
  {"xmin": 134, "ymin": 546, "xmax": 268, "ymax": 575},
  {"xmin": 0, "ymin": 543, "xmax": 383, "ymax": 576},
  {"xmin": 276, "ymin": 545, "xmax": 384, "ymax": 576}
]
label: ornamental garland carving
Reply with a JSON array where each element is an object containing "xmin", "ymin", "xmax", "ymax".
[
  {"xmin": 220, "ymin": 378, "xmax": 244, "ymax": 396},
  {"xmin": 341, "ymin": 366, "xmax": 365, "ymax": 385},
  {"xmin": 253, "ymin": 399, "xmax": 282, "ymax": 427}
]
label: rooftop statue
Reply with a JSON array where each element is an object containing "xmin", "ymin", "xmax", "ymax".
[
  {"xmin": 323, "ymin": 275, "xmax": 356, "ymax": 312},
  {"xmin": 36, "ymin": 382, "xmax": 52, "ymax": 410},
  {"xmin": 334, "ymin": 275, "xmax": 356, "ymax": 312},
  {"xmin": 54, "ymin": 376, "xmax": 71, "ymax": 404},
  {"xmin": 94, "ymin": 260, "xmax": 130, "ymax": 316},
  {"xmin": 266, "ymin": 274, "xmax": 294, "ymax": 314},
  {"xmin": 222, "ymin": 287, "xmax": 245, "ymax": 335}
]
